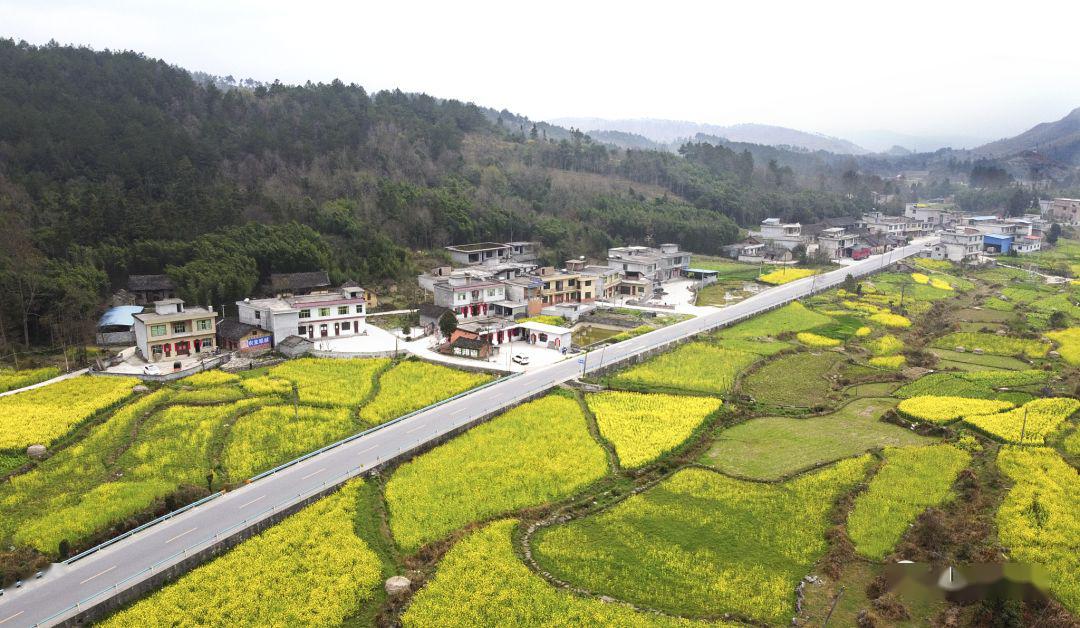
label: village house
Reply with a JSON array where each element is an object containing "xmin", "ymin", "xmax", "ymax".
[
  {"xmin": 237, "ymin": 284, "xmax": 367, "ymax": 346},
  {"xmin": 132, "ymin": 299, "xmax": 218, "ymax": 363},
  {"xmin": 930, "ymin": 229, "xmax": 982, "ymax": 263},
  {"xmin": 606, "ymin": 244, "xmax": 691, "ymax": 283},
  {"xmin": 720, "ymin": 237, "xmax": 766, "ymax": 262},
  {"xmin": 753, "ymin": 218, "xmax": 807, "ymax": 250},
  {"xmin": 431, "ymin": 271, "xmax": 507, "ymax": 319},
  {"xmin": 444, "ymin": 241, "xmax": 540, "ymax": 266},
  {"xmin": 268, "ymin": 271, "xmax": 331, "ymax": 296},
  {"xmin": 905, "ymin": 202, "xmax": 958, "ymax": 228},
  {"xmin": 1044, "ymin": 198, "xmax": 1080, "ymax": 226},
  {"xmin": 126, "ymin": 274, "xmax": 177, "ymax": 305},
  {"xmin": 815, "ymin": 227, "xmax": 861, "ymax": 259},
  {"xmin": 216, "ymin": 319, "xmax": 273, "ymax": 353}
]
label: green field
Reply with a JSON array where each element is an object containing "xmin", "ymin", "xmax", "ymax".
[
  {"xmin": 533, "ymin": 459, "xmax": 871, "ymax": 623},
  {"xmin": 701, "ymin": 398, "xmax": 928, "ymax": 480},
  {"xmin": 742, "ymin": 351, "xmax": 844, "ymax": 407}
]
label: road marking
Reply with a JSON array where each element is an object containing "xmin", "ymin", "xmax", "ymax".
[
  {"xmin": 357, "ymin": 445, "xmax": 377, "ymax": 454},
  {"xmin": 238, "ymin": 495, "xmax": 265, "ymax": 509},
  {"xmin": 0, "ymin": 612, "xmax": 24, "ymax": 625},
  {"xmin": 300, "ymin": 467, "xmax": 325, "ymax": 480},
  {"xmin": 405, "ymin": 423, "xmax": 426, "ymax": 434},
  {"xmin": 450, "ymin": 407, "xmax": 467, "ymax": 416},
  {"xmin": 78, "ymin": 565, "xmax": 116, "ymax": 585},
  {"xmin": 165, "ymin": 527, "xmax": 197, "ymax": 544}
]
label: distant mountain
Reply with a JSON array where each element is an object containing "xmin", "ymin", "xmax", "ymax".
[
  {"xmin": 549, "ymin": 117, "xmax": 868, "ymax": 154},
  {"xmin": 843, "ymin": 129, "xmax": 988, "ymax": 153},
  {"xmin": 973, "ymin": 107, "xmax": 1080, "ymax": 165},
  {"xmin": 584, "ymin": 129, "xmax": 665, "ymax": 150}
]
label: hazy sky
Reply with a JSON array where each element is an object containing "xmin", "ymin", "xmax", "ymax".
[{"xmin": 3, "ymin": 0, "xmax": 1079, "ymax": 143}]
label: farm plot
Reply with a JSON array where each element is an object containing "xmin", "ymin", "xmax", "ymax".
[
  {"xmin": 867, "ymin": 334, "xmax": 904, "ymax": 356},
  {"xmin": 848, "ymin": 445, "xmax": 971, "ymax": 560},
  {"xmin": 1046, "ymin": 327, "xmax": 1080, "ymax": 365},
  {"xmin": 0, "ymin": 367, "xmax": 59, "ymax": 393},
  {"xmin": 269, "ymin": 357, "xmax": 388, "ymax": 406},
  {"xmin": 586, "ymin": 391, "xmax": 721, "ymax": 468},
  {"xmin": 796, "ymin": 332, "xmax": 841, "ymax": 348},
  {"xmin": 182, "ymin": 370, "xmax": 241, "ymax": 387},
  {"xmin": 101, "ymin": 480, "xmax": 382, "ymax": 627},
  {"xmin": 932, "ymin": 332, "xmax": 1049, "ymax": 359},
  {"xmin": 608, "ymin": 342, "xmax": 757, "ymax": 396},
  {"xmin": 897, "ymin": 396, "xmax": 1014, "ymax": 425},
  {"xmin": 717, "ymin": 301, "xmax": 832, "ymax": 339},
  {"xmin": 0, "ymin": 376, "xmax": 135, "ymax": 450},
  {"xmin": 701, "ymin": 398, "xmax": 926, "ymax": 480},
  {"xmin": 963, "ymin": 397, "xmax": 1080, "ymax": 445},
  {"xmin": 743, "ymin": 351, "xmax": 844, "ymax": 408},
  {"xmin": 893, "ymin": 370, "xmax": 1048, "ymax": 400},
  {"xmin": 930, "ymin": 348, "xmax": 1030, "ymax": 370},
  {"xmin": 757, "ymin": 267, "xmax": 817, "ymax": 285},
  {"xmin": 532, "ymin": 459, "xmax": 871, "ymax": 624},
  {"xmin": 996, "ymin": 447, "xmax": 1080, "ymax": 614},
  {"xmin": 358, "ymin": 361, "xmax": 492, "ymax": 424},
  {"xmin": 384, "ymin": 394, "xmax": 608, "ymax": 552},
  {"xmin": 222, "ymin": 405, "xmax": 354, "ymax": 481},
  {"xmin": 402, "ymin": 519, "xmax": 699, "ymax": 628}
]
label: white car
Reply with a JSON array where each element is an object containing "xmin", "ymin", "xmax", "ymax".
[
  {"xmin": 142, "ymin": 364, "xmax": 161, "ymax": 375},
  {"xmin": 512, "ymin": 354, "xmax": 530, "ymax": 365}
]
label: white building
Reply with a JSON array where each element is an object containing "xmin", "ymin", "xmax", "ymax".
[
  {"xmin": 431, "ymin": 272, "xmax": 507, "ymax": 319},
  {"xmin": 905, "ymin": 203, "xmax": 957, "ymax": 229},
  {"xmin": 754, "ymin": 218, "xmax": 807, "ymax": 250},
  {"xmin": 238, "ymin": 284, "xmax": 367, "ymax": 346},
  {"xmin": 816, "ymin": 227, "xmax": 860, "ymax": 259},
  {"xmin": 606, "ymin": 244, "xmax": 690, "ymax": 283},
  {"xmin": 930, "ymin": 229, "xmax": 982, "ymax": 263},
  {"xmin": 132, "ymin": 299, "xmax": 218, "ymax": 363},
  {"xmin": 444, "ymin": 241, "xmax": 540, "ymax": 266}
]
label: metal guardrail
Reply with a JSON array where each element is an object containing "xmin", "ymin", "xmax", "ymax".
[{"xmin": 61, "ymin": 371, "xmax": 520, "ymax": 567}]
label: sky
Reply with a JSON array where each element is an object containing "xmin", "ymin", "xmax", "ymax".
[{"xmin": 2, "ymin": 0, "xmax": 1079, "ymax": 146}]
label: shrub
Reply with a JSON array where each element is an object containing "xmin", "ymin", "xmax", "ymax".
[
  {"xmin": 897, "ymin": 396, "xmax": 1014, "ymax": 425},
  {"xmin": 758, "ymin": 267, "xmax": 817, "ymax": 285},
  {"xmin": 996, "ymin": 447, "xmax": 1080, "ymax": 613},
  {"xmin": 518, "ymin": 315, "xmax": 567, "ymax": 326},
  {"xmin": 385, "ymin": 395, "xmax": 608, "ymax": 552},
  {"xmin": 100, "ymin": 480, "xmax": 382, "ymax": 627},
  {"xmin": 586, "ymin": 391, "xmax": 721, "ymax": 468},
  {"xmin": 608, "ymin": 324, "xmax": 653, "ymax": 343},
  {"xmin": 848, "ymin": 445, "xmax": 971, "ymax": 560},
  {"xmin": 963, "ymin": 398, "xmax": 1080, "ymax": 444},
  {"xmin": 0, "ymin": 376, "xmax": 135, "ymax": 449},
  {"xmin": 855, "ymin": 326, "xmax": 872, "ymax": 337},
  {"xmin": 533, "ymin": 458, "xmax": 872, "ymax": 623},
  {"xmin": 797, "ymin": 332, "xmax": 841, "ymax": 348}
]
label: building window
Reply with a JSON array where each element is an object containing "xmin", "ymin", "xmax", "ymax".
[
  {"xmin": 151, "ymin": 344, "xmax": 163, "ymax": 356},
  {"xmin": 299, "ymin": 309, "xmax": 311, "ymax": 319},
  {"xmin": 319, "ymin": 307, "xmax": 331, "ymax": 317},
  {"xmin": 196, "ymin": 319, "xmax": 212, "ymax": 331},
  {"xmin": 172, "ymin": 321, "xmax": 187, "ymax": 334},
  {"xmin": 337, "ymin": 306, "xmax": 348, "ymax": 315},
  {"xmin": 203, "ymin": 338, "xmax": 213, "ymax": 347},
  {"xmin": 150, "ymin": 324, "xmax": 167, "ymax": 337},
  {"xmin": 355, "ymin": 305, "xmax": 363, "ymax": 313},
  {"xmin": 254, "ymin": 311, "xmax": 261, "ymax": 320}
]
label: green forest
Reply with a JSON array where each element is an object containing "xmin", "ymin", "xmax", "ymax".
[{"xmin": 0, "ymin": 39, "xmax": 953, "ymax": 349}]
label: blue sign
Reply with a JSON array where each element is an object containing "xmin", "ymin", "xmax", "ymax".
[
  {"xmin": 247, "ymin": 336, "xmax": 272, "ymax": 348},
  {"xmin": 577, "ymin": 358, "xmax": 585, "ymax": 365}
]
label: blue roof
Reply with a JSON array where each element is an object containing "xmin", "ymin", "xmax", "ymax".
[
  {"xmin": 98, "ymin": 305, "xmax": 144, "ymax": 328},
  {"xmin": 982, "ymin": 233, "xmax": 1013, "ymax": 241}
]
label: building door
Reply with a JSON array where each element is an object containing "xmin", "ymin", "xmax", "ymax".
[
  {"xmin": 320, "ymin": 324, "xmax": 328, "ymax": 338},
  {"xmin": 353, "ymin": 320, "xmax": 359, "ymax": 332},
  {"xmin": 334, "ymin": 322, "xmax": 340, "ymax": 336},
  {"xmin": 194, "ymin": 339, "xmax": 201, "ymax": 353}
]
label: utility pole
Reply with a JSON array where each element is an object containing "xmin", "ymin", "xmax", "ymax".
[{"xmin": 1019, "ymin": 406, "xmax": 1029, "ymax": 445}]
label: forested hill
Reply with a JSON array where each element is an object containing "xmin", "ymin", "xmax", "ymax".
[{"xmin": 0, "ymin": 39, "xmax": 871, "ymax": 347}]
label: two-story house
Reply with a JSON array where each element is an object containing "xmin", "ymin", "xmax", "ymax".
[
  {"xmin": 432, "ymin": 272, "xmax": 507, "ymax": 319},
  {"xmin": 606, "ymin": 244, "xmax": 690, "ymax": 283},
  {"xmin": 754, "ymin": 219, "xmax": 807, "ymax": 251},
  {"xmin": 931, "ymin": 229, "xmax": 982, "ymax": 263},
  {"xmin": 133, "ymin": 299, "xmax": 218, "ymax": 362},
  {"xmin": 238, "ymin": 284, "xmax": 367, "ymax": 345}
]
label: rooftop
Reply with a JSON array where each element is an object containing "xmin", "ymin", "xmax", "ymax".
[
  {"xmin": 217, "ymin": 318, "xmax": 263, "ymax": 341},
  {"xmin": 269, "ymin": 271, "xmax": 330, "ymax": 294},
  {"xmin": 446, "ymin": 242, "xmax": 510, "ymax": 253},
  {"xmin": 516, "ymin": 321, "xmax": 571, "ymax": 335}
]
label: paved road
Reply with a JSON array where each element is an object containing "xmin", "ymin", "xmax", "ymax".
[
  {"xmin": 0, "ymin": 241, "xmax": 931, "ymax": 627},
  {"xmin": 0, "ymin": 368, "xmax": 89, "ymax": 399}
]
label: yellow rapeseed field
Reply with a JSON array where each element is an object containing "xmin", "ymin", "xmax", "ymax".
[
  {"xmin": 758, "ymin": 267, "xmax": 817, "ymax": 285},
  {"xmin": 587, "ymin": 391, "xmax": 721, "ymax": 468},
  {"xmin": 796, "ymin": 332, "xmax": 841, "ymax": 348},
  {"xmin": 964, "ymin": 398, "xmax": 1080, "ymax": 444},
  {"xmin": 0, "ymin": 376, "xmax": 135, "ymax": 449},
  {"xmin": 101, "ymin": 480, "xmax": 382, "ymax": 627},
  {"xmin": 897, "ymin": 396, "xmax": 1014, "ymax": 424},
  {"xmin": 359, "ymin": 360, "xmax": 491, "ymax": 425}
]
